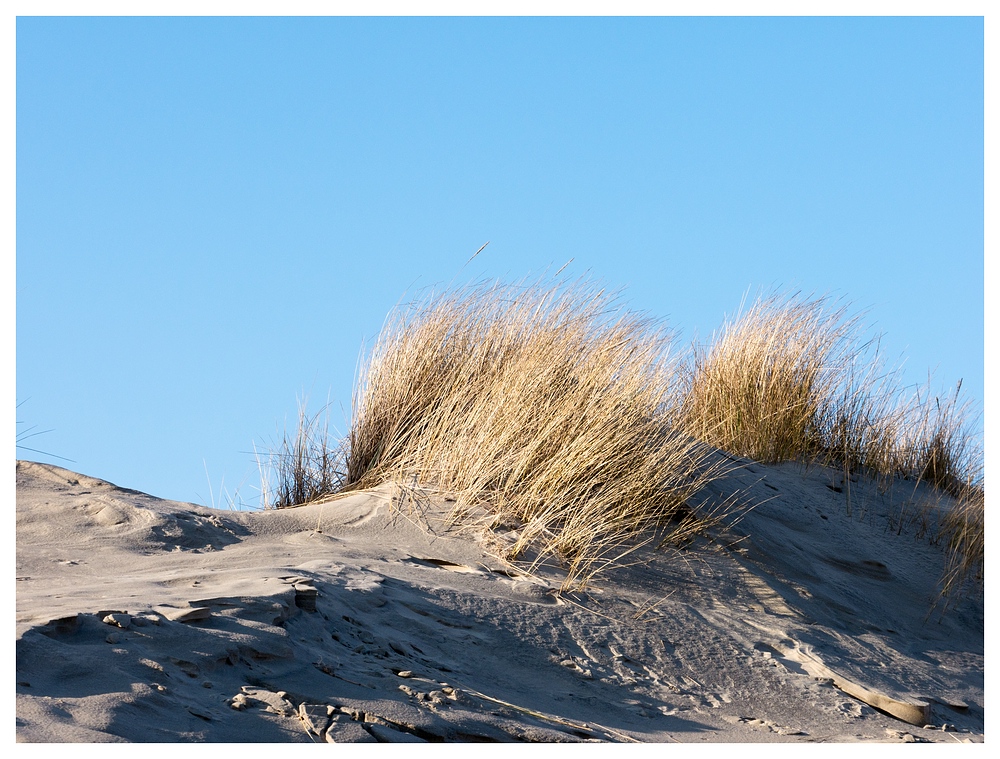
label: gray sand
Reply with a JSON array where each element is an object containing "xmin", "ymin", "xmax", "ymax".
[{"xmin": 15, "ymin": 459, "xmax": 983, "ymax": 743}]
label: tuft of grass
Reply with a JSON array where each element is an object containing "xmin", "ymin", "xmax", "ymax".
[
  {"xmin": 682, "ymin": 291, "xmax": 984, "ymax": 599},
  {"xmin": 892, "ymin": 379, "xmax": 982, "ymax": 497},
  {"xmin": 901, "ymin": 386, "xmax": 984, "ymax": 602},
  {"xmin": 936, "ymin": 476, "xmax": 985, "ymax": 601},
  {"xmin": 681, "ymin": 293, "xmax": 857, "ymax": 463},
  {"xmin": 259, "ymin": 402, "xmax": 344, "ymax": 510},
  {"xmin": 342, "ymin": 277, "xmax": 727, "ymax": 586},
  {"xmin": 820, "ymin": 342, "xmax": 908, "ymax": 489}
]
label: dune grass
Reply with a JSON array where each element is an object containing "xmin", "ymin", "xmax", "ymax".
[
  {"xmin": 936, "ymin": 477, "xmax": 985, "ymax": 601},
  {"xmin": 680, "ymin": 291, "xmax": 984, "ymax": 597},
  {"xmin": 261, "ymin": 280, "xmax": 982, "ymax": 598},
  {"xmin": 891, "ymin": 379, "xmax": 982, "ymax": 497},
  {"xmin": 339, "ymin": 278, "xmax": 726, "ymax": 585},
  {"xmin": 258, "ymin": 402, "xmax": 344, "ymax": 511},
  {"xmin": 681, "ymin": 293, "xmax": 857, "ymax": 464},
  {"xmin": 680, "ymin": 292, "xmax": 982, "ymax": 487}
]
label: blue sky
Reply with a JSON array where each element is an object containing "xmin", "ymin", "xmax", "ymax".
[{"xmin": 15, "ymin": 15, "xmax": 984, "ymax": 507}]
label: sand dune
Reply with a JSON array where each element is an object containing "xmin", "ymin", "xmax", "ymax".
[{"xmin": 15, "ymin": 459, "xmax": 983, "ymax": 743}]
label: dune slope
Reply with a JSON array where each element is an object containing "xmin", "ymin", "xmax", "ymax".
[{"xmin": 15, "ymin": 460, "xmax": 983, "ymax": 743}]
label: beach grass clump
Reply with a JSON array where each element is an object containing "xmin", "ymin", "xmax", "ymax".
[
  {"xmin": 260, "ymin": 403, "xmax": 344, "ymax": 510},
  {"xmin": 681, "ymin": 293, "xmax": 858, "ymax": 464},
  {"xmin": 936, "ymin": 476, "xmax": 985, "ymax": 600},
  {"xmin": 897, "ymin": 385, "xmax": 984, "ymax": 600},
  {"xmin": 682, "ymin": 292, "xmax": 982, "ymax": 488},
  {"xmin": 821, "ymin": 359, "xmax": 907, "ymax": 487},
  {"xmin": 892, "ymin": 380, "xmax": 982, "ymax": 497},
  {"xmin": 341, "ymin": 278, "xmax": 725, "ymax": 584},
  {"xmin": 682, "ymin": 291, "xmax": 983, "ymax": 597}
]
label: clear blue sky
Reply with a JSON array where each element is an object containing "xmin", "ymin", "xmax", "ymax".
[{"xmin": 15, "ymin": 16, "xmax": 984, "ymax": 507}]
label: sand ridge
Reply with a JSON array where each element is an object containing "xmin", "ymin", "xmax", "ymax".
[{"xmin": 15, "ymin": 460, "xmax": 983, "ymax": 743}]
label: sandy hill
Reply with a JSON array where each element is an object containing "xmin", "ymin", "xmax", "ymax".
[{"xmin": 15, "ymin": 458, "xmax": 983, "ymax": 743}]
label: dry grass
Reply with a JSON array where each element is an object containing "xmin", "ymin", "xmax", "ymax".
[
  {"xmin": 262, "ymin": 283, "xmax": 982, "ymax": 598},
  {"xmin": 936, "ymin": 477, "xmax": 985, "ymax": 601},
  {"xmin": 342, "ymin": 278, "xmax": 727, "ymax": 586},
  {"xmin": 892, "ymin": 379, "xmax": 982, "ymax": 496},
  {"xmin": 900, "ymin": 385, "xmax": 984, "ymax": 601},
  {"xmin": 258, "ymin": 402, "xmax": 344, "ymax": 510},
  {"xmin": 681, "ymin": 291, "xmax": 984, "ymax": 598},
  {"xmin": 681, "ymin": 293, "xmax": 856, "ymax": 463}
]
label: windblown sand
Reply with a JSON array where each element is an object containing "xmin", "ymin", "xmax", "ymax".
[{"xmin": 15, "ymin": 459, "xmax": 983, "ymax": 743}]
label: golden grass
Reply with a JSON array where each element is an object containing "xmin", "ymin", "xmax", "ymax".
[
  {"xmin": 262, "ymin": 282, "xmax": 982, "ymax": 599},
  {"xmin": 901, "ymin": 387, "xmax": 984, "ymax": 602},
  {"xmin": 681, "ymin": 291, "xmax": 983, "ymax": 598},
  {"xmin": 681, "ymin": 293, "xmax": 855, "ymax": 463},
  {"xmin": 342, "ymin": 278, "xmax": 726, "ymax": 586}
]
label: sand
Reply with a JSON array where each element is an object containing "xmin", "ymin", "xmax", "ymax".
[{"xmin": 15, "ymin": 458, "xmax": 983, "ymax": 743}]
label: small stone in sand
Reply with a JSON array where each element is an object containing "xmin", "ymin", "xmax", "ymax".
[
  {"xmin": 102, "ymin": 613, "xmax": 131, "ymax": 629},
  {"xmin": 325, "ymin": 714, "xmax": 378, "ymax": 743},
  {"xmin": 157, "ymin": 606, "xmax": 212, "ymax": 624},
  {"xmin": 367, "ymin": 723, "xmax": 427, "ymax": 743}
]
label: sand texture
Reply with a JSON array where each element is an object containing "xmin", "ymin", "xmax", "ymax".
[{"xmin": 15, "ymin": 459, "xmax": 983, "ymax": 743}]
